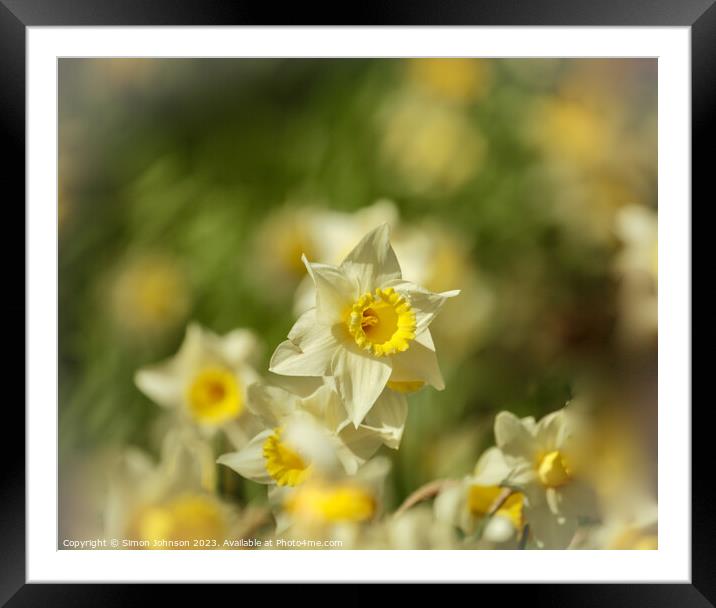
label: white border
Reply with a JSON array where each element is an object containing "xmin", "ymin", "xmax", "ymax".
[{"xmin": 27, "ymin": 26, "xmax": 691, "ymax": 582}]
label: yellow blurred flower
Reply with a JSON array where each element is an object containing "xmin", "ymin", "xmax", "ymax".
[
  {"xmin": 269, "ymin": 457, "xmax": 390, "ymax": 541},
  {"xmin": 283, "ymin": 480, "xmax": 377, "ymax": 524},
  {"xmin": 407, "ymin": 58, "xmax": 492, "ymax": 104},
  {"xmin": 379, "ymin": 93, "xmax": 486, "ymax": 195},
  {"xmin": 127, "ymin": 494, "xmax": 228, "ymax": 549},
  {"xmin": 104, "ymin": 437, "xmax": 247, "ymax": 549},
  {"xmin": 110, "ymin": 253, "xmax": 190, "ymax": 336},
  {"xmin": 530, "ymin": 97, "xmax": 617, "ymax": 169},
  {"xmin": 525, "ymin": 65, "xmax": 656, "ymax": 245}
]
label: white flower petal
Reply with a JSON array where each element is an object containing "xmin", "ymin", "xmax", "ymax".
[
  {"xmin": 331, "ymin": 346, "xmax": 392, "ymax": 427},
  {"xmin": 303, "ymin": 257, "xmax": 356, "ymax": 325},
  {"xmin": 471, "ymin": 447, "xmax": 512, "ymax": 485},
  {"xmin": 389, "ymin": 341, "xmax": 445, "ymax": 390},
  {"xmin": 269, "ymin": 325, "xmax": 339, "ymax": 377},
  {"xmin": 362, "ymin": 389, "xmax": 409, "ymax": 449},
  {"xmin": 550, "ymin": 479, "xmax": 600, "ymax": 521},
  {"xmin": 299, "ymin": 381, "xmax": 349, "ymax": 433},
  {"xmin": 414, "ymin": 329, "xmax": 436, "ymax": 351},
  {"xmin": 216, "ymin": 430, "xmax": 273, "ymax": 484},
  {"xmin": 434, "ymin": 483, "xmax": 466, "ymax": 527},
  {"xmin": 134, "ymin": 362, "xmax": 183, "ymax": 409},
  {"xmin": 267, "ymin": 372, "xmax": 324, "ymax": 398},
  {"xmin": 339, "ymin": 223, "xmax": 402, "ymax": 293},
  {"xmin": 334, "ymin": 427, "xmax": 382, "ymax": 474},
  {"xmin": 386, "ymin": 279, "xmax": 460, "ymax": 334},
  {"xmin": 483, "ymin": 515, "xmax": 519, "ymax": 544},
  {"xmin": 218, "ymin": 328, "xmax": 261, "ymax": 366},
  {"xmin": 283, "ymin": 413, "xmax": 341, "ymax": 474},
  {"xmin": 175, "ymin": 322, "xmax": 216, "ymax": 371},
  {"xmin": 246, "ymin": 384, "xmax": 300, "ymax": 427},
  {"xmin": 268, "ymin": 486, "xmax": 295, "ymax": 534},
  {"xmin": 524, "ymin": 503, "xmax": 578, "ymax": 549},
  {"xmin": 494, "ymin": 412, "xmax": 540, "ymax": 463},
  {"xmin": 505, "ymin": 461, "xmax": 540, "ymax": 494},
  {"xmin": 535, "ymin": 409, "xmax": 566, "ymax": 452}
]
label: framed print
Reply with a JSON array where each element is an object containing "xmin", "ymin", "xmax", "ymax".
[{"xmin": 5, "ymin": 0, "xmax": 709, "ymax": 601}]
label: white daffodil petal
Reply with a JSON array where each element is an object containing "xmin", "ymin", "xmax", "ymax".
[
  {"xmin": 331, "ymin": 347, "xmax": 392, "ymax": 427},
  {"xmin": 434, "ymin": 483, "xmax": 466, "ymax": 527},
  {"xmin": 300, "ymin": 382, "xmax": 349, "ymax": 433},
  {"xmin": 410, "ymin": 289, "xmax": 461, "ymax": 334},
  {"xmin": 505, "ymin": 461, "xmax": 540, "ymax": 495},
  {"xmin": 266, "ymin": 372, "xmax": 324, "ymax": 398},
  {"xmin": 283, "ymin": 414, "xmax": 341, "ymax": 474},
  {"xmin": 216, "ymin": 430, "xmax": 273, "ymax": 484},
  {"xmin": 483, "ymin": 515, "xmax": 519, "ymax": 544},
  {"xmin": 389, "ymin": 341, "xmax": 445, "ymax": 390},
  {"xmin": 303, "ymin": 257, "xmax": 356, "ymax": 325},
  {"xmin": 246, "ymin": 384, "xmax": 299, "ymax": 427},
  {"xmin": 385, "ymin": 279, "xmax": 460, "ymax": 334},
  {"xmin": 414, "ymin": 329, "xmax": 436, "ymax": 351},
  {"xmin": 268, "ymin": 486, "xmax": 295, "ymax": 534},
  {"xmin": 363, "ymin": 389, "xmax": 409, "ymax": 449},
  {"xmin": 334, "ymin": 428, "xmax": 382, "ymax": 474},
  {"xmin": 524, "ymin": 503, "xmax": 579, "ymax": 549},
  {"xmin": 176, "ymin": 322, "xmax": 212, "ymax": 372},
  {"xmin": 472, "ymin": 447, "xmax": 512, "ymax": 485},
  {"xmin": 269, "ymin": 325, "xmax": 339, "ymax": 377},
  {"xmin": 134, "ymin": 363, "xmax": 182, "ymax": 409},
  {"xmin": 494, "ymin": 411, "xmax": 539, "ymax": 463},
  {"xmin": 535, "ymin": 409, "xmax": 566, "ymax": 452},
  {"xmin": 552, "ymin": 479, "xmax": 601, "ymax": 521},
  {"xmin": 339, "ymin": 223, "xmax": 402, "ymax": 293},
  {"xmin": 219, "ymin": 328, "xmax": 261, "ymax": 366},
  {"xmin": 286, "ymin": 308, "xmax": 319, "ymax": 342}
]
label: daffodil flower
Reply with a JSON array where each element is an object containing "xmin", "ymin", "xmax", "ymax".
[
  {"xmin": 105, "ymin": 435, "xmax": 249, "ymax": 550},
  {"xmin": 269, "ymin": 224, "xmax": 458, "ymax": 427},
  {"xmin": 216, "ymin": 379, "xmax": 388, "ymax": 490},
  {"xmin": 271, "ymin": 456, "xmax": 392, "ymax": 536},
  {"xmin": 434, "ymin": 447, "xmax": 526, "ymax": 546},
  {"xmin": 135, "ymin": 323, "xmax": 261, "ymax": 437},
  {"xmin": 493, "ymin": 407, "xmax": 600, "ymax": 549}
]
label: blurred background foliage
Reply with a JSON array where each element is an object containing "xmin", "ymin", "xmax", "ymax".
[{"xmin": 59, "ymin": 58, "xmax": 657, "ymax": 509}]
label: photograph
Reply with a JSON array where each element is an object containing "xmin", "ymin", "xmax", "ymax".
[{"xmin": 57, "ymin": 57, "xmax": 659, "ymax": 552}]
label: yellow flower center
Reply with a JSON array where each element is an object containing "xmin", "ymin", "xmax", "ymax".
[
  {"xmin": 467, "ymin": 485, "xmax": 524, "ymax": 530},
  {"xmin": 283, "ymin": 482, "xmax": 376, "ymax": 524},
  {"xmin": 263, "ymin": 429, "xmax": 311, "ymax": 487},
  {"xmin": 347, "ymin": 287, "xmax": 416, "ymax": 357},
  {"xmin": 129, "ymin": 495, "xmax": 226, "ymax": 549},
  {"xmin": 187, "ymin": 367, "xmax": 242, "ymax": 424},
  {"xmin": 537, "ymin": 450, "xmax": 572, "ymax": 488}
]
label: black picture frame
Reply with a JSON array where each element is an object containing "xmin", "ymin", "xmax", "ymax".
[{"xmin": 4, "ymin": 0, "xmax": 708, "ymax": 601}]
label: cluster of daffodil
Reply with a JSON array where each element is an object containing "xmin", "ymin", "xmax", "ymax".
[
  {"xmin": 216, "ymin": 223, "xmax": 459, "ymax": 535},
  {"xmin": 114, "ymin": 222, "xmax": 657, "ymax": 550}
]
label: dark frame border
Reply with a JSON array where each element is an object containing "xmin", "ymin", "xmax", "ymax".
[{"xmin": 5, "ymin": 0, "xmax": 709, "ymax": 602}]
